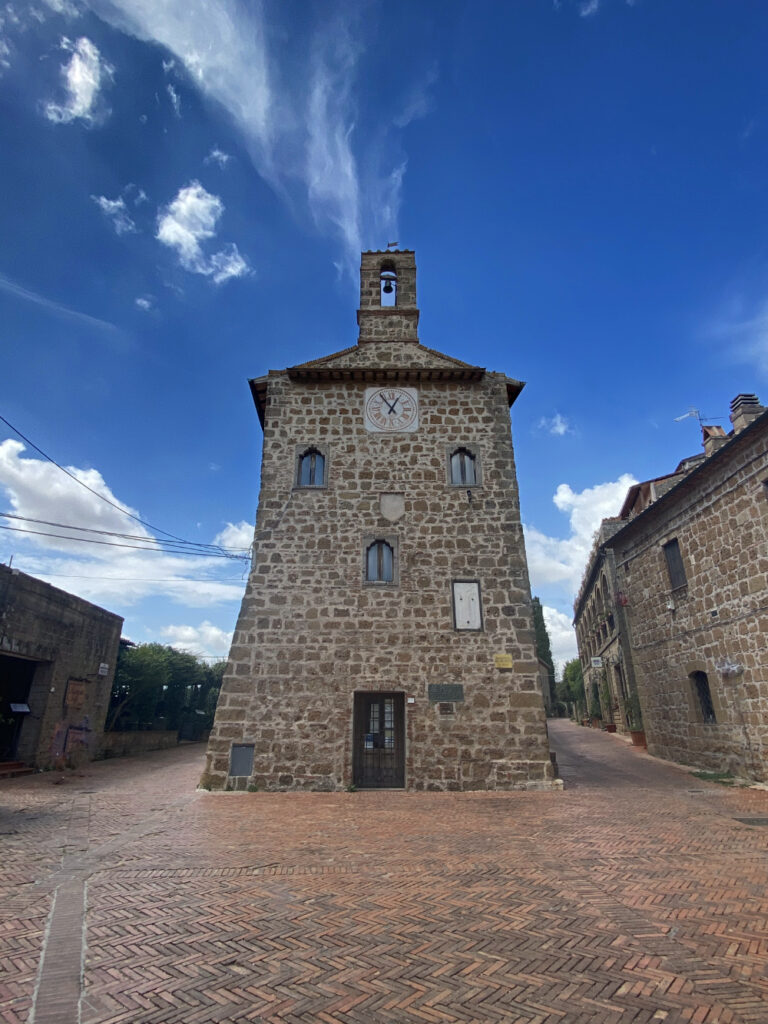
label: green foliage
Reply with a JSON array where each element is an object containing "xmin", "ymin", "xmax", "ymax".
[
  {"xmin": 690, "ymin": 770, "xmax": 734, "ymax": 785},
  {"xmin": 108, "ymin": 643, "xmax": 224, "ymax": 733},
  {"xmin": 531, "ymin": 597, "xmax": 556, "ymax": 706},
  {"xmin": 589, "ymin": 680, "xmax": 602, "ymax": 720},
  {"xmin": 557, "ymin": 658, "xmax": 584, "ymax": 711},
  {"xmin": 626, "ymin": 691, "xmax": 644, "ymax": 731}
]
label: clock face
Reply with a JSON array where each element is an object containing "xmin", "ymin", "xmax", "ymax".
[{"xmin": 364, "ymin": 387, "xmax": 419, "ymax": 433}]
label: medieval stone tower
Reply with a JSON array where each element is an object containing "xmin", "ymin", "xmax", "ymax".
[{"xmin": 201, "ymin": 250, "xmax": 554, "ymax": 791}]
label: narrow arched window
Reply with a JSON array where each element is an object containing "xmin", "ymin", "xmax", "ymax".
[
  {"xmin": 690, "ymin": 671, "xmax": 716, "ymax": 724},
  {"xmin": 297, "ymin": 448, "xmax": 325, "ymax": 487},
  {"xmin": 366, "ymin": 540, "xmax": 393, "ymax": 582},
  {"xmin": 450, "ymin": 448, "xmax": 477, "ymax": 485},
  {"xmin": 380, "ymin": 262, "xmax": 397, "ymax": 307}
]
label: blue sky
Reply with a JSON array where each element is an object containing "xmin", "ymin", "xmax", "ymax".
[{"xmin": 1, "ymin": 0, "xmax": 767, "ymax": 667}]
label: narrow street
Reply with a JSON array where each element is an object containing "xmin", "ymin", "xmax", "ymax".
[{"xmin": 2, "ymin": 723, "xmax": 767, "ymax": 1023}]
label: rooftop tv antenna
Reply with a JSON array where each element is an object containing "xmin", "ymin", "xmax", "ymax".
[{"xmin": 674, "ymin": 407, "xmax": 725, "ymax": 426}]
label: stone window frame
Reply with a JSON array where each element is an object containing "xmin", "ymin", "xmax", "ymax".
[
  {"xmin": 294, "ymin": 443, "xmax": 329, "ymax": 490},
  {"xmin": 684, "ymin": 662, "xmax": 722, "ymax": 726},
  {"xmin": 362, "ymin": 534, "xmax": 400, "ymax": 587},
  {"xmin": 445, "ymin": 443, "xmax": 483, "ymax": 488},
  {"xmin": 451, "ymin": 578, "xmax": 484, "ymax": 632}
]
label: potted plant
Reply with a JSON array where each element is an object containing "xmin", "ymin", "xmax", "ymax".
[
  {"xmin": 600, "ymin": 679, "xmax": 616, "ymax": 732},
  {"xmin": 627, "ymin": 692, "xmax": 646, "ymax": 747},
  {"xmin": 589, "ymin": 682, "xmax": 602, "ymax": 728}
]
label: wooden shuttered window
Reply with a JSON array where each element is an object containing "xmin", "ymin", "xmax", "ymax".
[
  {"xmin": 663, "ymin": 539, "xmax": 687, "ymax": 590},
  {"xmin": 452, "ymin": 581, "xmax": 482, "ymax": 630}
]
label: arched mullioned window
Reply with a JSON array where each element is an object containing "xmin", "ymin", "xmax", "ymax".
[
  {"xmin": 380, "ymin": 262, "xmax": 397, "ymax": 307},
  {"xmin": 297, "ymin": 448, "xmax": 325, "ymax": 487},
  {"xmin": 450, "ymin": 448, "xmax": 477, "ymax": 486},
  {"xmin": 366, "ymin": 540, "xmax": 394, "ymax": 582}
]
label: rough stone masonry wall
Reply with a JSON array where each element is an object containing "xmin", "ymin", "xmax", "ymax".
[
  {"xmin": 613, "ymin": 425, "xmax": 768, "ymax": 780},
  {"xmin": 203, "ymin": 363, "xmax": 553, "ymax": 791},
  {"xmin": 0, "ymin": 565, "xmax": 123, "ymax": 767}
]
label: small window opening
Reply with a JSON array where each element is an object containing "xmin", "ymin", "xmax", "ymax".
[
  {"xmin": 298, "ymin": 448, "xmax": 325, "ymax": 487},
  {"xmin": 380, "ymin": 262, "xmax": 397, "ymax": 307},
  {"xmin": 690, "ymin": 670, "xmax": 716, "ymax": 724},
  {"xmin": 366, "ymin": 540, "xmax": 394, "ymax": 582},
  {"xmin": 663, "ymin": 538, "xmax": 687, "ymax": 590},
  {"xmin": 450, "ymin": 448, "xmax": 477, "ymax": 485}
]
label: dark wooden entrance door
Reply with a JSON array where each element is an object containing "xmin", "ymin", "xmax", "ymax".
[{"xmin": 353, "ymin": 692, "xmax": 405, "ymax": 788}]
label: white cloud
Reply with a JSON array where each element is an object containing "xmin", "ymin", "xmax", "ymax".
[
  {"xmin": 213, "ymin": 520, "xmax": 253, "ymax": 551},
  {"xmin": 91, "ymin": 194, "xmax": 137, "ymax": 235},
  {"xmin": 524, "ymin": 473, "xmax": 636, "ymax": 596},
  {"xmin": 0, "ymin": 439, "xmax": 246, "ymax": 609},
  {"xmin": 708, "ymin": 293, "xmax": 768, "ymax": 376},
  {"xmin": 156, "ymin": 181, "xmax": 249, "ymax": 284},
  {"xmin": 135, "ymin": 295, "xmax": 153, "ymax": 311},
  {"xmin": 580, "ymin": 0, "xmax": 600, "ymax": 15},
  {"xmin": 45, "ymin": 36, "xmax": 113, "ymax": 125},
  {"xmin": 160, "ymin": 621, "xmax": 233, "ymax": 659},
  {"xmin": 538, "ymin": 413, "xmax": 571, "ymax": 436},
  {"xmin": 167, "ymin": 81, "xmax": 181, "ymax": 116},
  {"xmin": 542, "ymin": 605, "xmax": 578, "ymax": 671},
  {"xmin": 204, "ymin": 146, "xmax": 231, "ymax": 168}
]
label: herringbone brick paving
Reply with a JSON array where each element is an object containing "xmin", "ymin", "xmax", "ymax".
[{"xmin": 2, "ymin": 724, "xmax": 768, "ymax": 1023}]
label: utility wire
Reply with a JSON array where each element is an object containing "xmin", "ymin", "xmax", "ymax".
[
  {"xmin": 0, "ymin": 523, "xmax": 247, "ymax": 558},
  {"xmin": 8, "ymin": 570, "xmax": 247, "ymax": 583},
  {"xmin": 0, "ymin": 412, "xmax": 233, "ymax": 552},
  {"xmin": 0, "ymin": 511, "xmax": 249, "ymax": 555}
]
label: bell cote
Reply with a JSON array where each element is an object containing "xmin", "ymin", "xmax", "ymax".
[{"xmin": 357, "ymin": 249, "xmax": 420, "ymax": 344}]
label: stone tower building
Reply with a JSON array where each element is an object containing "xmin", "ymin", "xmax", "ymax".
[{"xmin": 202, "ymin": 250, "xmax": 554, "ymax": 791}]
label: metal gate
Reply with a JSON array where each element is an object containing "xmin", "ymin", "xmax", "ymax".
[{"xmin": 352, "ymin": 692, "xmax": 405, "ymax": 789}]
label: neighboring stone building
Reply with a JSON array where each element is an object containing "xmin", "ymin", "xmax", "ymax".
[
  {"xmin": 573, "ymin": 518, "xmax": 638, "ymax": 733},
  {"xmin": 575, "ymin": 394, "xmax": 768, "ymax": 779},
  {"xmin": 202, "ymin": 249, "xmax": 554, "ymax": 791},
  {"xmin": 0, "ymin": 565, "xmax": 123, "ymax": 768}
]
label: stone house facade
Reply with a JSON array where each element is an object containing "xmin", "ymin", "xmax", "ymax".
[
  {"xmin": 575, "ymin": 394, "xmax": 768, "ymax": 779},
  {"xmin": 202, "ymin": 250, "xmax": 554, "ymax": 792},
  {"xmin": 573, "ymin": 519, "xmax": 639, "ymax": 733},
  {"xmin": 0, "ymin": 565, "xmax": 123, "ymax": 767}
]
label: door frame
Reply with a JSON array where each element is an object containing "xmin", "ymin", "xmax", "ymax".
[{"xmin": 352, "ymin": 691, "xmax": 406, "ymax": 789}]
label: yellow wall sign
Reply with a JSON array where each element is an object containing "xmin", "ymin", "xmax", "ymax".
[{"xmin": 494, "ymin": 653, "xmax": 513, "ymax": 669}]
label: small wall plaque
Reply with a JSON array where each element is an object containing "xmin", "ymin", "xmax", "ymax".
[
  {"xmin": 428, "ymin": 683, "xmax": 464, "ymax": 703},
  {"xmin": 494, "ymin": 653, "xmax": 514, "ymax": 669},
  {"xmin": 98, "ymin": 663, "xmax": 109, "ymax": 676}
]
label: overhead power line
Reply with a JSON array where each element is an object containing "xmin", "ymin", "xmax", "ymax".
[
  {"xmin": 0, "ymin": 412, "xmax": 243, "ymax": 554},
  {"xmin": 0, "ymin": 522, "xmax": 248, "ymax": 557},
  {"xmin": 0, "ymin": 512, "xmax": 249, "ymax": 556}
]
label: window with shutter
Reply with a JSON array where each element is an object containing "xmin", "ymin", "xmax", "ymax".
[
  {"xmin": 452, "ymin": 580, "xmax": 482, "ymax": 630},
  {"xmin": 663, "ymin": 539, "xmax": 687, "ymax": 590},
  {"xmin": 449, "ymin": 448, "xmax": 477, "ymax": 485},
  {"xmin": 297, "ymin": 448, "xmax": 325, "ymax": 487}
]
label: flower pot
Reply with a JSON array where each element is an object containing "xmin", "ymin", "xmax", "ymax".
[
  {"xmin": 604, "ymin": 723, "xmax": 617, "ymax": 733},
  {"xmin": 591, "ymin": 717, "xmax": 602, "ymax": 728},
  {"xmin": 630, "ymin": 730, "xmax": 646, "ymax": 748}
]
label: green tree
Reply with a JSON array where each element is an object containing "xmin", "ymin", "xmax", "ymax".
[
  {"xmin": 557, "ymin": 658, "xmax": 585, "ymax": 718},
  {"xmin": 531, "ymin": 597, "xmax": 556, "ymax": 707},
  {"xmin": 107, "ymin": 645, "xmax": 225, "ymax": 733}
]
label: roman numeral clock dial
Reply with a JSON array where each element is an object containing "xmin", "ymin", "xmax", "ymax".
[{"xmin": 363, "ymin": 387, "xmax": 419, "ymax": 433}]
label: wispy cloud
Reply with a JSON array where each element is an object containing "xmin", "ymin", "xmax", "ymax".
[
  {"xmin": 580, "ymin": 0, "xmax": 600, "ymax": 16},
  {"xmin": 538, "ymin": 413, "xmax": 571, "ymax": 436},
  {"xmin": 135, "ymin": 295, "xmax": 153, "ymax": 311},
  {"xmin": 0, "ymin": 271, "xmax": 118, "ymax": 333},
  {"xmin": 204, "ymin": 146, "xmax": 231, "ymax": 168},
  {"xmin": 44, "ymin": 36, "xmax": 113, "ymax": 124},
  {"xmin": 167, "ymin": 81, "xmax": 181, "ymax": 117},
  {"xmin": 91, "ymin": 194, "xmax": 137, "ymax": 235},
  {"xmin": 156, "ymin": 181, "xmax": 249, "ymax": 284},
  {"xmin": 707, "ymin": 289, "xmax": 768, "ymax": 376},
  {"xmin": 83, "ymin": 0, "xmax": 432, "ymax": 274}
]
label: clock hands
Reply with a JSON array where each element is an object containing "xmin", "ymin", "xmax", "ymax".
[{"xmin": 381, "ymin": 393, "xmax": 399, "ymax": 415}]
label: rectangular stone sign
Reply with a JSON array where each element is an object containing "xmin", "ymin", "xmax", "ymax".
[{"xmin": 428, "ymin": 683, "xmax": 465, "ymax": 703}]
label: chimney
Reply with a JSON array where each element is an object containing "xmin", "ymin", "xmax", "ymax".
[
  {"xmin": 701, "ymin": 424, "xmax": 728, "ymax": 457},
  {"xmin": 729, "ymin": 393, "xmax": 764, "ymax": 434}
]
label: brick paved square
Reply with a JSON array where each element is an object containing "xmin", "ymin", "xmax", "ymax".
[{"xmin": 2, "ymin": 722, "xmax": 768, "ymax": 1023}]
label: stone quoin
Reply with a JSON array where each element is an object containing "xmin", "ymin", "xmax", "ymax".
[{"xmin": 201, "ymin": 250, "xmax": 554, "ymax": 791}]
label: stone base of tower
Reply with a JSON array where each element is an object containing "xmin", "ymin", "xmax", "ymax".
[{"xmin": 199, "ymin": 669, "xmax": 557, "ymax": 794}]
